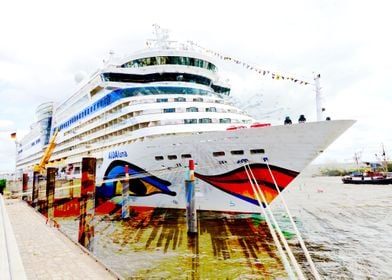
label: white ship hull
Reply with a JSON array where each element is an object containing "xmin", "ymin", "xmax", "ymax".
[{"xmin": 96, "ymin": 120, "xmax": 354, "ymax": 213}]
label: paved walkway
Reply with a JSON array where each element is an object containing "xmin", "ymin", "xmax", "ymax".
[
  {"xmin": 4, "ymin": 199, "xmax": 120, "ymax": 280},
  {"xmin": 0, "ymin": 195, "xmax": 26, "ymax": 279}
]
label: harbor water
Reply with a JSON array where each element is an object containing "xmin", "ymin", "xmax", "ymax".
[{"xmin": 57, "ymin": 174, "xmax": 392, "ymax": 279}]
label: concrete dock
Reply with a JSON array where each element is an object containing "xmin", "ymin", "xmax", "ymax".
[{"xmin": 1, "ymin": 197, "xmax": 119, "ymax": 280}]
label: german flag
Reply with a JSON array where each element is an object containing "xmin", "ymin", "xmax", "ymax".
[{"xmin": 10, "ymin": 132, "xmax": 16, "ymax": 139}]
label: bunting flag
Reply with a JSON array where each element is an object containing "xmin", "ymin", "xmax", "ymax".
[
  {"xmin": 10, "ymin": 132, "xmax": 16, "ymax": 139},
  {"xmin": 189, "ymin": 41, "xmax": 311, "ymax": 86}
]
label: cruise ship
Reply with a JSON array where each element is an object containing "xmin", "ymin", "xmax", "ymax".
[{"xmin": 16, "ymin": 27, "xmax": 354, "ymax": 213}]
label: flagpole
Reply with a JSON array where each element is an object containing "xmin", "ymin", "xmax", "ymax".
[{"xmin": 314, "ymin": 73, "xmax": 323, "ymax": 121}]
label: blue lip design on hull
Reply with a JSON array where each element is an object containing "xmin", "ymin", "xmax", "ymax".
[{"xmin": 97, "ymin": 160, "xmax": 176, "ymax": 199}]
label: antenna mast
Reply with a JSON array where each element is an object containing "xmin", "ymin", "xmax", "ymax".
[
  {"xmin": 151, "ymin": 24, "xmax": 172, "ymax": 49},
  {"xmin": 314, "ymin": 73, "xmax": 323, "ymax": 121}
]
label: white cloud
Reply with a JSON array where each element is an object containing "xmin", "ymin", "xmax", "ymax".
[{"xmin": 0, "ymin": 120, "xmax": 14, "ymax": 132}]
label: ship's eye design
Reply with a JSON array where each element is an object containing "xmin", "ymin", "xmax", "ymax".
[
  {"xmin": 195, "ymin": 163, "xmax": 298, "ymax": 206},
  {"xmin": 98, "ymin": 160, "xmax": 176, "ymax": 198}
]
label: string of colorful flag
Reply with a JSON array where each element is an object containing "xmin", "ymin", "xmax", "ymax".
[{"xmin": 188, "ymin": 41, "xmax": 311, "ymax": 86}]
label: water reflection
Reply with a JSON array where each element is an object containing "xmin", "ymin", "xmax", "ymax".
[{"xmin": 59, "ymin": 208, "xmax": 287, "ymax": 279}]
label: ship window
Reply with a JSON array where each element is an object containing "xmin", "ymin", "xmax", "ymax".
[
  {"xmin": 193, "ymin": 97, "xmax": 203, "ymax": 102},
  {"xmin": 181, "ymin": 154, "xmax": 192, "ymax": 159},
  {"xmin": 186, "ymin": 107, "xmax": 198, "ymax": 112},
  {"xmin": 212, "ymin": 84, "xmax": 231, "ymax": 95},
  {"xmin": 168, "ymin": 155, "xmax": 177, "ymax": 160},
  {"xmin": 121, "ymin": 56, "xmax": 217, "ymax": 72},
  {"xmin": 164, "ymin": 108, "xmax": 175, "ymax": 113},
  {"xmin": 206, "ymin": 107, "xmax": 217, "ymax": 112},
  {"xmin": 213, "ymin": 151, "xmax": 225, "ymax": 157},
  {"xmin": 231, "ymin": 150, "xmax": 244, "ymax": 155},
  {"xmin": 174, "ymin": 97, "xmax": 186, "ymax": 102},
  {"xmin": 157, "ymin": 98, "xmax": 168, "ymax": 103},
  {"xmin": 220, "ymin": 118, "xmax": 231, "ymax": 123},
  {"xmin": 250, "ymin": 149, "xmax": 265, "ymax": 154},
  {"xmin": 199, "ymin": 118, "xmax": 212, "ymax": 123},
  {"xmin": 184, "ymin": 119, "xmax": 197, "ymax": 124},
  {"xmin": 155, "ymin": 156, "xmax": 164, "ymax": 161},
  {"xmin": 102, "ymin": 72, "xmax": 211, "ymax": 86}
]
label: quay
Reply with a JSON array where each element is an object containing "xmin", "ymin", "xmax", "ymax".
[{"xmin": 0, "ymin": 196, "xmax": 120, "ymax": 280}]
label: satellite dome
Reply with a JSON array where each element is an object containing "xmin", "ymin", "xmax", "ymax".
[{"xmin": 74, "ymin": 71, "xmax": 87, "ymax": 83}]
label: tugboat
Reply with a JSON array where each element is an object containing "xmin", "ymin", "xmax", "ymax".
[
  {"xmin": 342, "ymin": 147, "xmax": 392, "ymax": 185},
  {"xmin": 342, "ymin": 170, "xmax": 392, "ymax": 185}
]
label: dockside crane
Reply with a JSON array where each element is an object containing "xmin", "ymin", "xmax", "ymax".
[{"xmin": 34, "ymin": 128, "xmax": 60, "ymax": 175}]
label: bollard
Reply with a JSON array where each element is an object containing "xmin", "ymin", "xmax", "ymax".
[
  {"xmin": 46, "ymin": 168, "xmax": 56, "ymax": 221},
  {"xmin": 32, "ymin": 171, "xmax": 39, "ymax": 209},
  {"xmin": 122, "ymin": 165, "xmax": 130, "ymax": 219},
  {"xmin": 22, "ymin": 173, "xmax": 28, "ymax": 201},
  {"xmin": 186, "ymin": 159, "xmax": 197, "ymax": 234},
  {"xmin": 78, "ymin": 157, "xmax": 96, "ymax": 251}
]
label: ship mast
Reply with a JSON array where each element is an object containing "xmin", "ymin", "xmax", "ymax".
[
  {"xmin": 354, "ymin": 151, "xmax": 361, "ymax": 173},
  {"xmin": 381, "ymin": 143, "xmax": 388, "ymax": 173},
  {"xmin": 149, "ymin": 24, "xmax": 174, "ymax": 49},
  {"xmin": 314, "ymin": 73, "xmax": 323, "ymax": 121}
]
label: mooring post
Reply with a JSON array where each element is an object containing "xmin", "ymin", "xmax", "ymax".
[
  {"xmin": 122, "ymin": 165, "xmax": 130, "ymax": 219},
  {"xmin": 78, "ymin": 157, "xmax": 96, "ymax": 251},
  {"xmin": 32, "ymin": 171, "xmax": 39, "ymax": 209},
  {"xmin": 46, "ymin": 167, "xmax": 56, "ymax": 221},
  {"xmin": 186, "ymin": 159, "xmax": 197, "ymax": 234}
]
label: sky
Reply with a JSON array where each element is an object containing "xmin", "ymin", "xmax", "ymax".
[{"xmin": 1, "ymin": 0, "xmax": 392, "ymax": 172}]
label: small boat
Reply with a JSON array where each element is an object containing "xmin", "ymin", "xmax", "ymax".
[
  {"xmin": 343, "ymin": 146, "xmax": 392, "ymax": 185},
  {"xmin": 342, "ymin": 171, "xmax": 392, "ymax": 185}
]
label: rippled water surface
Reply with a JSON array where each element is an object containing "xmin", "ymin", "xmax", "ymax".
[{"xmin": 58, "ymin": 175, "xmax": 392, "ymax": 279}]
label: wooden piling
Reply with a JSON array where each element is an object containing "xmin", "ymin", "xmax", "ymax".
[
  {"xmin": 46, "ymin": 167, "xmax": 56, "ymax": 221},
  {"xmin": 122, "ymin": 165, "xmax": 130, "ymax": 219},
  {"xmin": 22, "ymin": 173, "xmax": 28, "ymax": 200},
  {"xmin": 78, "ymin": 157, "xmax": 96, "ymax": 251},
  {"xmin": 186, "ymin": 160, "xmax": 197, "ymax": 234},
  {"xmin": 31, "ymin": 171, "xmax": 39, "ymax": 209}
]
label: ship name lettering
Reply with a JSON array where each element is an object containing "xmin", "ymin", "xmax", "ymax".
[{"xmin": 108, "ymin": 151, "xmax": 128, "ymax": 159}]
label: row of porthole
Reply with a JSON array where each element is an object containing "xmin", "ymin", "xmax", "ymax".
[
  {"xmin": 154, "ymin": 148, "xmax": 265, "ymax": 161},
  {"xmin": 155, "ymin": 154, "xmax": 192, "ymax": 161},
  {"xmin": 213, "ymin": 149, "xmax": 265, "ymax": 157}
]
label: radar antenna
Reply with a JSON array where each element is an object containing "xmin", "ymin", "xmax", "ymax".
[{"xmin": 147, "ymin": 24, "xmax": 175, "ymax": 49}]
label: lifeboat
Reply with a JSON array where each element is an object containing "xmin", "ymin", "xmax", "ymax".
[
  {"xmin": 250, "ymin": 123, "xmax": 271, "ymax": 128},
  {"xmin": 226, "ymin": 125, "xmax": 247, "ymax": 130}
]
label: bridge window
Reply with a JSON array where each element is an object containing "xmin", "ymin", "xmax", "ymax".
[{"xmin": 121, "ymin": 56, "xmax": 217, "ymax": 72}]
